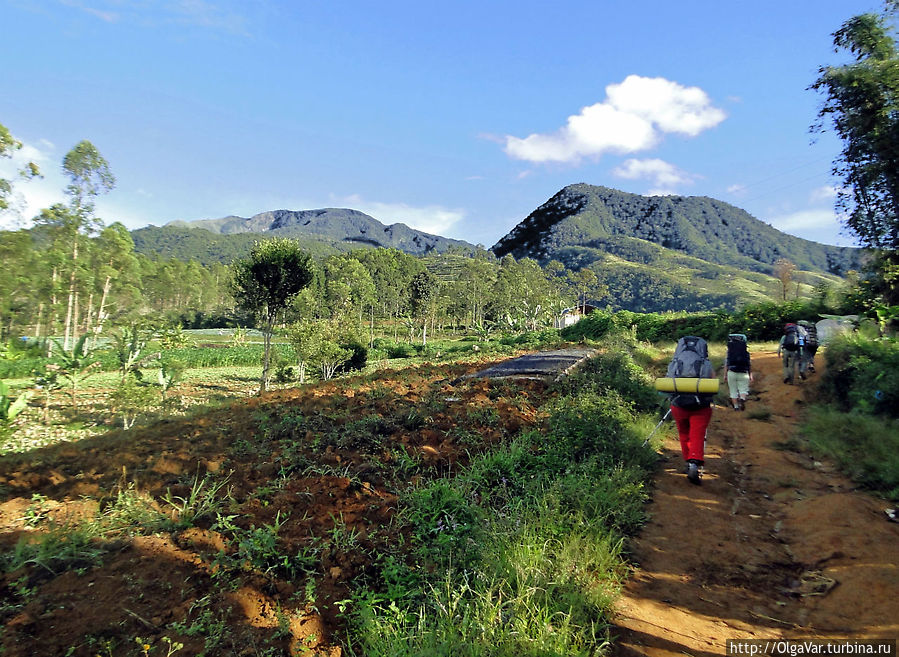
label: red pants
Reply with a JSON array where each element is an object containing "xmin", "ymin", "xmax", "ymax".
[{"xmin": 670, "ymin": 405, "xmax": 712, "ymax": 463}]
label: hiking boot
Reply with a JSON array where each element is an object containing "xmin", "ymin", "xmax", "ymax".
[
  {"xmin": 800, "ymin": 372, "xmax": 807, "ymax": 380},
  {"xmin": 784, "ymin": 377, "xmax": 791, "ymax": 384},
  {"xmin": 687, "ymin": 461, "xmax": 701, "ymax": 485}
]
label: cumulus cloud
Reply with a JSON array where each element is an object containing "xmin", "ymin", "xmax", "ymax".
[
  {"xmin": 504, "ymin": 75, "xmax": 726, "ymax": 164},
  {"xmin": 727, "ymin": 183, "xmax": 747, "ymax": 195},
  {"xmin": 612, "ymin": 158, "xmax": 697, "ymax": 195},
  {"xmin": 341, "ymin": 195, "xmax": 466, "ymax": 237}
]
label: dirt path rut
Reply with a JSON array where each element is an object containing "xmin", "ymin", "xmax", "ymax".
[{"xmin": 612, "ymin": 352, "xmax": 899, "ymax": 656}]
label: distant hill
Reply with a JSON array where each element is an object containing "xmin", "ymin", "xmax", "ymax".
[
  {"xmin": 133, "ymin": 208, "xmax": 475, "ymax": 264},
  {"xmin": 491, "ymin": 184, "xmax": 864, "ymax": 276}
]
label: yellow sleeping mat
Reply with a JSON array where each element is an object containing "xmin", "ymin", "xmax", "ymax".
[{"xmin": 654, "ymin": 377, "xmax": 719, "ymax": 394}]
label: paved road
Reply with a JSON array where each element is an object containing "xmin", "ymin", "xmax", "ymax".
[{"xmin": 459, "ymin": 348, "xmax": 597, "ymax": 382}]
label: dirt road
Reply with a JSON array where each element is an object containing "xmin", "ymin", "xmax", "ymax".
[{"xmin": 613, "ymin": 352, "xmax": 899, "ymax": 655}]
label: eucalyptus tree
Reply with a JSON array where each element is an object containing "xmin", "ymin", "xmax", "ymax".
[
  {"xmin": 0, "ymin": 230, "xmax": 39, "ymax": 339},
  {"xmin": 231, "ymin": 238, "xmax": 314, "ymax": 393},
  {"xmin": 490, "ymin": 256, "xmax": 553, "ymax": 330},
  {"xmin": 454, "ymin": 254, "xmax": 498, "ymax": 329},
  {"xmin": 349, "ymin": 248, "xmax": 425, "ymax": 340},
  {"xmin": 410, "ymin": 270, "xmax": 437, "ymax": 345},
  {"xmin": 323, "ymin": 254, "xmax": 376, "ymax": 330},
  {"xmin": 57, "ymin": 141, "xmax": 116, "ymax": 349}
]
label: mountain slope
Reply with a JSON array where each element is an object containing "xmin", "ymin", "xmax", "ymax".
[
  {"xmin": 491, "ymin": 184, "xmax": 863, "ymax": 276},
  {"xmin": 162, "ymin": 208, "xmax": 474, "ymax": 257}
]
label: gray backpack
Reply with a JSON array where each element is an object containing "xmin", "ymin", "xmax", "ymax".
[{"xmin": 667, "ymin": 336, "xmax": 714, "ymax": 409}]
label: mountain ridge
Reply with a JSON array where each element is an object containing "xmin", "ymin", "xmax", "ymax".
[
  {"xmin": 490, "ymin": 183, "xmax": 863, "ymax": 276},
  {"xmin": 164, "ymin": 207, "xmax": 474, "ymax": 255}
]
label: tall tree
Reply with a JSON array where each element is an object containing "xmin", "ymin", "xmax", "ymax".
[
  {"xmin": 59, "ymin": 141, "xmax": 116, "ymax": 349},
  {"xmin": 409, "ymin": 270, "xmax": 437, "ymax": 345},
  {"xmin": 811, "ymin": 2, "xmax": 899, "ymax": 255},
  {"xmin": 231, "ymin": 238, "xmax": 313, "ymax": 393}
]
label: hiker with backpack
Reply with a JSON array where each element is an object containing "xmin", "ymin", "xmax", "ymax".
[
  {"xmin": 724, "ymin": 333, "xmax": 753, "ymax": 410},
  {"xmin": 798, "ymin": 320, "xmax": 819, "ymax": 373},
  {"xmin": 778, "ymin": 322, "xmax": 807, "ymax": 384},
  {"xmin": 666, "ymin": 336, "xmax": 717, "ymax": 485}
]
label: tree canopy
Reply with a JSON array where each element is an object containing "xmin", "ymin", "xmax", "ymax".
[{"xmin": 811, "ymin": 2, "xmax": 899, "ymax": 252}]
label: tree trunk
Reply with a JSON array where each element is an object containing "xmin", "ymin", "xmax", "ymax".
[
  {"xmin": 63, "ymin": 241, "xmax": 78, "ymax": 351},
  {"xmin": 259, "ymin": 312, "xmax": 273, "ymax": 394},
  {"xmin": 35, "ymin": 303, "xmax": 44, "ymax": 340},
  {"xmin": 94, "ymin": 275, "xmax": 112, "ymax": 344}
]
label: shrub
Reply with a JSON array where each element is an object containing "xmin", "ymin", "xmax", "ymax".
[
  {"xmin": 337, "ymin": 341, "xmax": 368, "ymax": 374},
  {"xmin": 818, "ymin": 335, "xmax": 899, "ymax": 417}
]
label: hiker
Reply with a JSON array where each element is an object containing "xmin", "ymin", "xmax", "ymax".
[
  {"xmin": 778, "ymin": 322, "xmax": 806, "ymax": 384},
  {"xmin": 666, "ymin": 336, "xmax": 717, "ymax": 485},
  {"xmin": 798, "ymin": 320, "xmax": 819, "ymax": 373},
  {"xmin": 724, "ymin": 333, "xmax": 753, "ymax": 410}
]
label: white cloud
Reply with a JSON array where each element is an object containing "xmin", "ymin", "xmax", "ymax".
[
  {"xmin": 769, "ymin": 209, "xmax": 841, "ymax": 232},
  {"xmin": 768, "ymin": 208, "xmax": 859, "ymax": 246},
  {"xmin": 727, "ymin": 184, "xmax": 747, "ymax": 195},
  {"xmin": 340, "ymin": 195, "xmax": 465, "ymax": 237},
  {"xmin": 612, "ymin": 158, "xmax": 697, "ymax": 194},
  {"xmin": 504, "ymin": 75, "xmax": 726, "ymax": 164},
  {"xmin": 809, "ymin": 185, "xmax": 841, "ymax": 203},
  {"xmin": 0, "ymin": 137, "xmax": 64, "ymax": 228}
]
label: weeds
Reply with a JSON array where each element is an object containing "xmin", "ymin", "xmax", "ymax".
[
  {"xmin": 747, "ymin": 406, "xmax": 773, "ymax": 421},
  {"xmin": 162, "ymin": 473, "xmax": 232, "ymax": 528},
  {"xmin": 4, "ymin": 520, "xmax": 106, "ymax": 575}
]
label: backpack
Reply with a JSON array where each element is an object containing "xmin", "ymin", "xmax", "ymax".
[
  {"xmin": 726, "ymin": 333, "xmax": 750, "ymax": 373},
  {"xmin": 667, "ymin": 336, "xmax": 715, "ymax": 409},
  {"xmin": 799, "ymin": 321, "xmax": 818, "ymax": 347},
  {"xmin": 783, "ymin": 323, "xmax": 801, "ymax": 352}
]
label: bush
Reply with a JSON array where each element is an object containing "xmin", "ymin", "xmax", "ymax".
[
  {"xmin": 337, "ymin": 342, "xmax": 368, "ymax": 374},
  {"xmin": 818, "ymin": 335, "xmax": 899, "ymax": 417},
  {"xmin": 384, "ymin": 341, "xmax": 415, "ymax": 358},
  {"xmin": 500, "ymin": 329, "xmax": 563, "ymax": 350}
]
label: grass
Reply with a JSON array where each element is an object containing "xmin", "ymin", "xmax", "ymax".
[
  {"xmin": 341, "ymin": 338, "xmax": 659, "ymax": 656},
  {"xmin": 801, "ymin": 406, "xmax": 899, "ymax": 501}
]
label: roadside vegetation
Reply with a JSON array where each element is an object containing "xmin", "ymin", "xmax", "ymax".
[{"xmin": 801, "ymin": 333, "xmax": 899, "ymax": 501}]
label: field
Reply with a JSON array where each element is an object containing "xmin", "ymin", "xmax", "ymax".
[{"xmin": 2, "ymin": 333, "xmax": 897, "ymax": 656}]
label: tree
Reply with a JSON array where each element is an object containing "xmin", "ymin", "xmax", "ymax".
[
  {"xmin": 0, "ymin": 121, "xmax": 40, "ymax": 214},
  {"xmin": 57, "ymin": 141, "xmax": 115, "ymax": 350},
  {"xmin": 231, "ymin": 239, "xmax": 313, "ymax": 393},
  {"xmin": 773, "ymin": 258, "xmax": 797, "ymax": 301},
  {"xmin": 811, "ymin": 3, "xmax": 899, "ymax": 265},
  {"xmin": 409, "ymin": 270, "xmax": 437, "ymax": 345}
]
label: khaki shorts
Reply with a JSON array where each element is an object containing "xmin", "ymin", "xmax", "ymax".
[{"xmin": 727, "ymin": 370, "xmax": 750, "ymax": 398}]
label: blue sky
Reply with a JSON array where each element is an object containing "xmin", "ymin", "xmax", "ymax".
[{"xmin": 0, "ymin": 0, "xmax": 880, "ymax": 248}]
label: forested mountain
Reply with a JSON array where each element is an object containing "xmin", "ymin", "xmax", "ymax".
[
  {"xmin": 136, "ymin": 208, "xmax": 475, "ymax": 264},
  {"xmin": 491, "ymin": 184, "xmax": 864, "ymax": 276},
  {"xmin": 131, "ymin": 226, "xmax": 347, "ymax": 265}
]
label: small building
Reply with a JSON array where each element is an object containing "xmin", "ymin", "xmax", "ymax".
[{"xmin": 555, "ymin": 299, "xmax": 605, "ymax": 328}]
